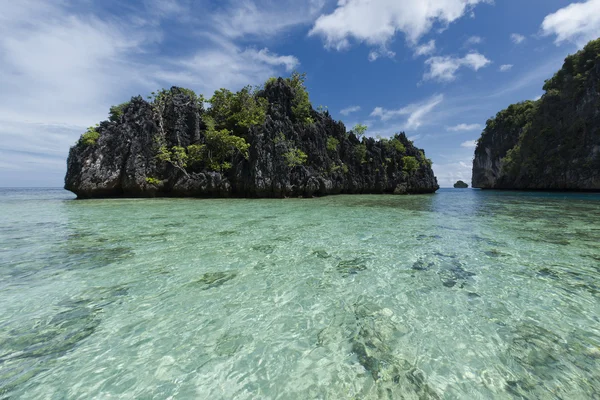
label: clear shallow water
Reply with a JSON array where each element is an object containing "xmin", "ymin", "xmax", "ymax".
[{"xmin": 1, "ymin": 188, "xmax": 600, "ymax": 399}]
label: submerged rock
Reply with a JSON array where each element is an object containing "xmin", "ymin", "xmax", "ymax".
[
  {"xmin": 336, "ymin": 258, "xmax": 368, "ymax": 277},
  {"xmin": 65, "ymin": 78, "xmax": 439, "ymax": 198},
  {"xmin": 192, "ymin": 271, "xmax": 237, "ymax": 290}
]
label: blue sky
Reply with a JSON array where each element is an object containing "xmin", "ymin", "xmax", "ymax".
[{"xmin": 1, "ymin": 0, "xmax": 599, "ymax": 187}]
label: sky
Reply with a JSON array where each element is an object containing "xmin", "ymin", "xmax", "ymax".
[{"xmin": 1, "ymin": 0, "xmax": 599, "ymax": 188}]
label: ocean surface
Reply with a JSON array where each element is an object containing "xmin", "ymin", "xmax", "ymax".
[{"xmin": 1, "ymin": 188, "xmax": 599, "ymax": 399}]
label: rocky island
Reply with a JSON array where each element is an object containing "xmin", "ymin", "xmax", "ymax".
[
  {"xmin": 454, "ymin": 180, "xmax": 468, "ymax": 188},
  {"xmin": 472, "ymin": 38, "xmax": 600, "ymax": 190},
  {"xmin": 65, "ymin": 74, "xmax": 438, "ymax": 198}
]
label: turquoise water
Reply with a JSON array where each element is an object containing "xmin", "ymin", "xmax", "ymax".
[{"xmin": 1, "ymin": 188, "xmax": 600, "ymax": 399}]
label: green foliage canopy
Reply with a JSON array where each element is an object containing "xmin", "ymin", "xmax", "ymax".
[
  {"xmin": 109, "ymin": 102, "xmax": 130, "ymax": 122},
  {"xmin": 355, "ymin": 144, "xmax": 367, "ymax": 163},
  {"xmin": 352, "ymin": 124, "xmax": 368, "ymax": 138},
  {"xmin": 283, "ymin": 148, "xmax": 308, "ymax": 167},
  {"xmin": 402, "ymin": 156, "xmax": 419, "ymax": 173},
  {"xmin": 78, "ymin": 126, "xmax": 100, "ymax": 147},
  {"xmin": 208, "ymin": 86, "xmax": 268, "ymax": 135},
  {"xmin": 284, "ymin": 72, "xmax": 313, "ymax": 124},
  {"xmin": 326, "ymin": 137, "xmax": 339, "ymax": 152}
]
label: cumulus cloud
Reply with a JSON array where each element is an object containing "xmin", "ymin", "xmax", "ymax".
[
  {"xmin": 370, "ymin": 94, "xmax": 444, "ymax": 129},
  {"xmin": 424, "ymin": 52, "xmax": 491, "ymax": 82},
  {"xmin": 511, "ymin": 33, "xmax": 526, "ymax": 44},
  {"xmin": 340, "ymin": 105, "xmax": 361, "ymax": 116},
  {"xmin": 414, "ymin": 40, "xmax": 436, "ymax": 57},
  {"xmin": 541, "ymin": 0, "xmax": 600, "ymax": 45},
  {"xmin": 309, "ymin": 0, "xmax": 490, "ymax": 50},
  {"xmin": 448, "ymin": 123, "xmax": 482, "ymax": 131},
  {"xmin": 499, "ymin": 64, "xmax": 513, "ymax": 72},
  {"xmin": 460, "ymin": 140, "xmax": 478, "ymax": 148}
]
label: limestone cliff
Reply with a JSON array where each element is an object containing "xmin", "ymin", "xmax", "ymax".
[
  {"xmin": 473, "ymin": 38, "xmax": 600, "ymax": 190},
  {"xmin": 65, "ymin": 77, "xmax": 439, "ymax": 198}
]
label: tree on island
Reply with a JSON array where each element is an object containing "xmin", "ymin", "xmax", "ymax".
[{"xmin": 454, "ymin": 180, "xmax": 468, "ymax": 188}]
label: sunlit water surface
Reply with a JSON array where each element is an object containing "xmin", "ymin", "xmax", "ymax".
[{"xmin": 1, "ymin": 188, "xmax": 600, "ymax": 399}]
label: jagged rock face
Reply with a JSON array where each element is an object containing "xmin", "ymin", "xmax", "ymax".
[
  {"xmin": 472, "ymin": 38, "xmax": 600, "ymax": 190},
  {"xmin": 65, "ymin": 80, "xmax": 439, "ymax": 198},
  {"xmin": 472, "ymin": 102, "xmax": 534, "ymax": 189}
]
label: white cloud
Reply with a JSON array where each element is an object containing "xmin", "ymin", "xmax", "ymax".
[
  {"xmin": 460, "ymin": 140, "xmax": 478, "ymax": 148},
  {"xmin": 370, "ymin": 94, "xmax": 444, "ymax": 129},
  {"xmin": 246, "ymin": 48, "xmax": 299, "ymax": 72},
  {"xmin": 511, "ymin": 33, "xmax": 526, "ymax": 44},
  {"xmin": 424, "ymin": 52, "xmax": 491, "ymax": 82},
  {"xmin": 214, "ymin": 0, "xmax": 325, "ymax": 39},
  {"xmin": 464, "ymin": 35, "xmax": 483, "ymax": 46},
  {"xmin": 309, "ymin": 0, "xmax": 490, "ymax": 50},
  {"xmin": 340, "ymin": 106, "xmax": 361, "ymax": 116},
  {"xmin": 448, "ymin": 123, "xmax": 482, "ymax": 131},
  {"xmin": 414, "ymin": 40, "xmax": 436, "ymax": 57},
  {"xmin": 368, "ymin": 48, "xmax": 396, "ymax": 62},
  {"xmin": 541, "ymin": 0, "xmax": 600, "ymax": 46},
  {"xmin": 499, "ymin": 64, "xmax": 513, "ymax": 72}
]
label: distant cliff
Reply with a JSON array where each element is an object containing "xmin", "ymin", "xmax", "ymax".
[
  {"xmin": 472, "ymin": 38, "xmax": 600, "ymax": 190},
  {"xmin": 65, "ymin": 75, "xmax": 438, "ymax": 198},
  {"xmin": 454, "ymin": 181, "xmax": 468, "ymax": 188}
]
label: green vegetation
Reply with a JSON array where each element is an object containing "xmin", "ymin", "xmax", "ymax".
[
  {"xmin": 355, "ymin": 144, "xmax": 368, "ymax": 163},
  {"xmin": 78, "ymin": 126, "xmax": 100, "ymax": 147},
  {"xmin": 419, "ymin": 150, "xmax": 433, "ymax": 167},
  {"xmin": 109, "ymin": 102, "xmax": 130, "ymax": 122},
  {"xmin": 208, "ymin": 86, "xmax": 268, "ymax": 134},
  {"xmin": 146, "ymin": 177, "xmax": 161, "ymax": 185},
  {"xmin": 352, "ymin": 124, "xmax": 368, "ymax": 138},
  {"xmin": 326, "ymin": 137, "xmax": 339, "ymax": 152},
  {"xmin": 389, "ymin": 137, "xmax": 406, "ymax": 153},
  {"xmin": 199, "ymin": 116, "xmax": 250, "ymax": 171},
  {"xmin": 282, "ymin": 72, "xmax": 313, "ymax": 124},
  {"xmin": 265, "ymin": 77, "xmax": 278, "ymax": 87},
  {"xmin": 156, "ymin": 144, "xmax": 188, "ymax": 173},
  {"xmin": 156, "ymin": 117, "xmax": 250, "ymax": 173},
  {"xmin": 283, "ymin": 148, "xmax": 308, "ymax": 167},
  {"xmin": 329, "ymin": 163, "xmax": 349, "ymax": 174},
  {"xmin": 402, "ymin": 156, "xmax": 419, "ymax": 173},
  {"xmin": 150, "ymin": 88, "xmax": 204, "ymax": 106},
  {"xmin": 543, "ymin": 38, "xmax": 600, "ymax": 96},
  {"xmin": 274, "ymin": 132, "xmax": 286, "ymax": 144}
]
